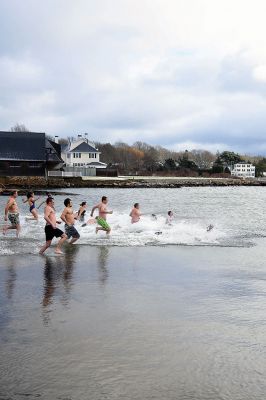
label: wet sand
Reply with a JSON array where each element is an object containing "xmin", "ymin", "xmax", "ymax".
[{"xmin": 1, "ymin": 243, "xmax": 266, "ymax": 399}]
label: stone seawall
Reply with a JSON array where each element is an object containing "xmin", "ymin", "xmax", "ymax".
[{"xmin": 1, "ymin": 176, "xmax": 266, "ymax": 190}]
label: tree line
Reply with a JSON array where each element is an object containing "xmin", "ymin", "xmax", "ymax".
[{"xmin": 9, "ymin": 124, "xmax": 266, "ymax": 176}]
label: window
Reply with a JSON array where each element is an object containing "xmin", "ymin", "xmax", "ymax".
[
  {"xmin": 73, "ymin": 153, "xmax": 81, "ymax": 158},
  {"xmin": 29, "ymin": 162, "xmax": 42, "ymax": 168}
]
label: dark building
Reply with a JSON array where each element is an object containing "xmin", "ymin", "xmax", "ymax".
[{"xmin": 0, "ymin": 131, "xmax": 63, "ymax": 177}]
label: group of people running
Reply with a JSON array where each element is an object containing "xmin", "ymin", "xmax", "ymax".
[{"xmin": 3, "ymin": 190, "xmax": 174, "ymax": 255}]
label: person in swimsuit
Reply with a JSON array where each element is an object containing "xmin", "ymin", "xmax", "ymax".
[
  {"xmin": 91, "ymin": 196, "xmax": 113, "ymax": 234},
  {"xmin": 130, "ymin": 203, "xmax": 141, "ymax": 224},
  {"xmin": 39, "ymin": 197, "xmax": 67, "ymax": 255},
  {"xmin": 77, "ymin": 202, "xmax": 87, "ymax": 222},
  {"xmin": 60, "ymin": 198, "xmax": 80, "ymax": 244},
  {"xmin": 166, "ymin": 211, "xmax": 174, "ymax": 225},
  {"xmin": 3, "ymin": 190, "xmax": 21, "ymax": 238},
  {"xmin": 23, "ymin": 191, "xmax": 40, "ymax": 220}
]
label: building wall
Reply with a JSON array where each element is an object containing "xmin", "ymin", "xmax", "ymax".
[
  {"xmin": 0, "ymin": 161, "xmax": 45, "ymax": 176},
  {"xmin": 231, "ymin": 163, "xmax": 255, "ymax": 178},
  {"xmin": 66, "ymin": 151, "xmax": 100, "ymax": 166}
]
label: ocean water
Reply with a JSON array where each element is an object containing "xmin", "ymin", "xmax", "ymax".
[
  {"xmin": 0, "ymin": 186, "xmax": 265, "ymax": 252},
  {"xmin": 1, "ymin": 187, "xmax": 266, "ymax": 399}
]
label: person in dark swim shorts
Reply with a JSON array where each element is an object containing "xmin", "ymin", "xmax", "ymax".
[
  {"xmin": 65, "ymin": 224, "xmax": 80, "ymax": 240},
  {"xmin": 39, "ymin": 197, "xmax": 67, "ymax": 255}
]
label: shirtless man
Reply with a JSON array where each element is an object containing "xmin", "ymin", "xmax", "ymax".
[
  {"xmin": 130, "ymin": 203, "xmax": 141, "ymax": 224},
  {"xmin": 3, "ymin": 190, "xmax": 21, "ymax": 237},
  {"xmin": 39, "ymin": 197, "xmax": 67, "ymax": 254},
  {"xmin": 91, "ymin": 196, "xmax": 113, "ymax": 234},
  {"xmin": 60, "ymin": 198, "xmax": 80, "ymax": 244}
]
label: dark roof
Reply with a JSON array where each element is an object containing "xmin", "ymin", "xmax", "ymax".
[
  {"xmin": 46, "ymin": 139, "xmax": 64, "ymax": 163},
  {"xmin": 70, "ymin": 142, "xmax": 99, "ymax": 153},
  {"xmin": 0, "ymin": 131, "xmax": 46, "ymax": 161}
]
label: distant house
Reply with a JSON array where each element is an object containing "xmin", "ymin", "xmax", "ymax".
[
  {"xmin": 61, "ymin": 135, "xmax": 107, "ymax": 169},
  {"xmin": 0, "ymin": 131, "xmax": 63, "ymax": 177},
  {"xmin": 231, "ymin": 163, "xmax": 256, "ymax": 178}
]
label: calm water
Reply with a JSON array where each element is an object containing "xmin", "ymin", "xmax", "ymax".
[{"xmin": 1, "ymin": 187, "xmax": 266, "ymax": 399}]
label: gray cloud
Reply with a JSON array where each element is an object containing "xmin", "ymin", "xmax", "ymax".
[{"xmin": 1, "ymin": 0, "xmax": 266, "ymax": 154}]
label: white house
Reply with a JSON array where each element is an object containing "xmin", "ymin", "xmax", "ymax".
[
  {"xmin": 61, "ymin": 135, "xmax": 107, "ymax": 169},
  {"xmin": 231, "ymin": 163, "xmax": 255, "ymax": 178}
]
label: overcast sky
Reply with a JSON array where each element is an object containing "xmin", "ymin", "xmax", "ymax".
[{"xmin": 1, "ymin": 0, "xmax": 266, "ymax": 154}]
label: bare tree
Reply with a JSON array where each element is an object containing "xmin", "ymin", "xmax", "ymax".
[
  {"xmin": 10, "ymin": 123, "xmax": 29, "ymax": 132},
  {"xmin": 190, "ymin": 149, "xmax": 216, "ymax": 169}
]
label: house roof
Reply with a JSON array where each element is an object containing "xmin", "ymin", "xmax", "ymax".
[
  {"xmin": 69, "ymin": 141, "xmax": 99, "ymax": 153},
  {"xmin": 46, "ymin": 139, "xmax": 64, "ymax": 164},
  {"xmin": 0, "ymin": 131, "xmax": 46, "ymax": 161},
  {"xmin": 87, "ymin": 161, "xmax": 107, "ymax": 167}
]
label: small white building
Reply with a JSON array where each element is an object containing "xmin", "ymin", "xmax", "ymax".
[
  {"xmin": 61, "ymin": 135, "xmax": 107, "ymax": 169},
  {"xmin": 231, "ymin": 163, "xmax": 255, "ymax": 178}
]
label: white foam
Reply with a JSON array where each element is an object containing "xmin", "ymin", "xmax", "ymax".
[
  {"xmin": 76, "ymin": 212, "xmax": 226, "ymax": 247},
  {"xmin": 0, "ymin": 212, "xmax": 229, "ymax": 253}
]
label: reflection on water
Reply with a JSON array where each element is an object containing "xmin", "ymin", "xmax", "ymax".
[
  {"xmin": 42, "ymin": 246, "xmax": 79, "ymax": 325},
  {"xmin": 5, "ymin": 258, "xmax": 17, "ymax": 300},
  {"xmin": 97, "ymin": 246, "xmax": 109, "ymax": 286}
]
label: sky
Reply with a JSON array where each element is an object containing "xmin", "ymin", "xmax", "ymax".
[{"xmin": 1, "ymin": 0, "xmax": 266, "ymax": 154}]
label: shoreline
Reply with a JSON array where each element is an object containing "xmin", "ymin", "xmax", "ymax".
[{"xmin": 1, "ymin": 176, "xmax": 266, "ymax": 191}]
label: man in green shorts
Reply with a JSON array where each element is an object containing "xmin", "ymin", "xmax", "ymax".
[
  {"xmin": 95, "ymin": 216, "xmax": 111, "ymax": 234},
  {"xmin": 91, "ymin": 196, "xmax": 113, "ymax": 235}
]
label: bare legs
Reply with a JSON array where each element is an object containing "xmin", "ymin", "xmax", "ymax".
[
  {"xmin": 69, "ymin": 237, "xmax": 79, "ymax": 244},
  {"xmin": 3, "ymin": 224, "xmax": 21, "ymax": 238},
  {"xmin": 96, "ymin": 227, "xmax": 111, "ymax": 235},
  {"xmin": 39, "ymin": 234, "xmax": 67, "ymax": 255},
  {"xmin": 31, "ymin": 209, "xmax": 38, "ymax": 221}
]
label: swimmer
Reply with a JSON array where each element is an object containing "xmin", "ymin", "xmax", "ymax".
[
  {"xmin": 77, "ymin": 201, "xmax": 87, "ymax": 222},
  {"xmin": 206, "ymin": 224, "xmax": 214, "ymax": 232},
  {"xmin": 39, "ymin": 197, "xmax": 67, "ymax": 255},
  {"xmin": 60, "ymin": 198, "xmax": 80, "ymax": 244},
  {"xmin": 166, "ymin": 211, "xmax": 174, "ymax": 225},
  {"xmin": 91, "ymin": 196, "xmax": 113, "ymax": 235},
  {"xmin": 130, "ymin": 203, "xmax": 141, "ymax": 224},
  {"xmin": 3, "ymin": 190, "xmax": 21, "ymax": 238},
  {"xmin": 23, "ymin": 191, "xmax": 40, "ymax": 220}
]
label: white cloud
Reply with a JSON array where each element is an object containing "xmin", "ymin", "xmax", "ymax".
[
  {"xmin": 253, "ymin": 65, "xmax": 266, "ymax": 82},
  {"xmin": 1, "ymin": 0, "xmax": 266, "ymax": 153}
]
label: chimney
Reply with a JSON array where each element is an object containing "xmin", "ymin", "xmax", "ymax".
[
  {"xmin": 54, "ymin": 135, "xmax": 59, "ymax": 144},
  {"xmin": 85, "ymin": 132, "xmax": 88, "ymax": 143}
]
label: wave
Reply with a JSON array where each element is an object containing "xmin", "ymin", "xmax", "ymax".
[{"xmin": 0, "ymin": 212, "xmax": 255, "ymax": 255}]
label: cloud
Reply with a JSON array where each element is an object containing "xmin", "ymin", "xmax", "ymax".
[{"xmin": 1, "ymin": 0, "xmax": 266, "ymax": 153}]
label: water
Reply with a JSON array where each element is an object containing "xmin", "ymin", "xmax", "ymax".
[
  {"xmin": 1, "ymin": 187, "xmax": 266, "ymax": 399},
  {"xmin": 1, "ymin": 186, "xmax": 266, "ymax": 252}
]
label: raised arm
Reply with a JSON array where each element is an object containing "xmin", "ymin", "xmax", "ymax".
[
  {"xmin": 37, "ymin": 200, "xmax": 46, "ymax": 209},
  {"xmin": 90, "ymin": 204, "xmax": 99, "ymax": 217}
]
